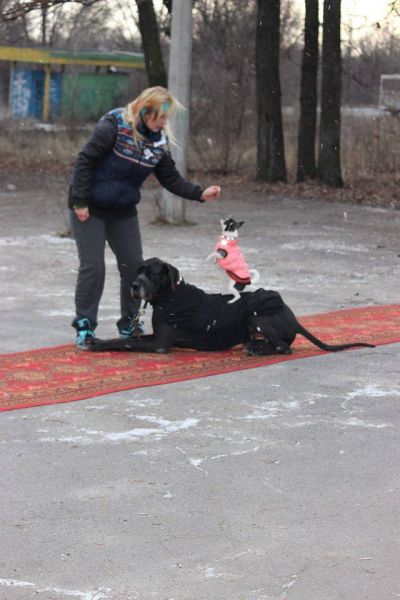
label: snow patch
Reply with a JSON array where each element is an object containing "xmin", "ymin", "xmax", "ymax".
[
  {"xmin": 344, "ymin": 384, "xmax": 399, "ymax": 400},
  {"xmin": 0, "ymin": 578, "xmax": 111, "ymax": 600},
  {"xmin": 39, "ymin": 418, "xmax": 199, "ymax": 444}
]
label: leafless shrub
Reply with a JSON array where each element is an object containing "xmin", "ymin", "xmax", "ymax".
[
  {"xmin": 188, "ymin": 0, "xmax": 302, "ymax": 174},
  {"xmin": 0, "ymin": 119, "xmax": 88, "ymax": 173},
  {"xmin": 189, "ymin": 0, "xmax": 256, "ymax": 174},
  {"xmin": 188, "ymin": 109, "xmax": 400, "ymax": 182},
  {"xmin": 341, "ymin": 111, "xmax": 400, "ymax": 177}
]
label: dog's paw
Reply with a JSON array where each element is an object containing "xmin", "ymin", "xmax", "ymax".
[
  {"xmin": 155, "ymin": 347, "xmax": 168, "ymax": 354},
  {"xmin": 245, "ymin": 341, "xmax": 292, "ymax": 356},
  {"xmin": 245, "ymin": 341, "xmax": 272, "ymax": 356},
  {"xmin": 275, "ymin": 345, "xmax": 292, "ymax": 355},
  {"xmin": 87, "ymin": 338, "xmax": 109, "ymax": 352}
]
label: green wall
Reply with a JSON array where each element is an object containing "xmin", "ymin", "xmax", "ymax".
[{"xmin": 61, "ymin": 73, "xmax": 130, "ymax": 121}]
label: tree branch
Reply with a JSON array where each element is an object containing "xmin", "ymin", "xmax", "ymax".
[{"xmin": 1, "ymin": 0, "xmax": 102, "ymax": 21}]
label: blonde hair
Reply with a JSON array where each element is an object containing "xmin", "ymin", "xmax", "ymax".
[{"xmin": 124, "ymin": 86, "xmax": 183, "ymax": 143}]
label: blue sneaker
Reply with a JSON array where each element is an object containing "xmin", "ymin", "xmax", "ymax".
[
  {"xmin": 119, "ymin": 314, "xmax": 144, "ymax": 338},
  {"xmin": 75, "ymin": 317, "xmax": 95, "ymax": 350}
]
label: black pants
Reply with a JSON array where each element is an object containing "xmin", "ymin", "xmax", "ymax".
[{"xmin": 70, "ymin": 211, "xmax": 143, "ymax": 331}]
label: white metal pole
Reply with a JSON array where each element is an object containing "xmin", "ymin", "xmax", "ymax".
[{"xmin": 161, "ymin": 0, "xmax": 193, "ymax": 224}]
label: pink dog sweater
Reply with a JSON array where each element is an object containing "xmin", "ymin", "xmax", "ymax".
[{"xmin": 215, "ymin": 236, "xmax": 251, "ymax": 284}]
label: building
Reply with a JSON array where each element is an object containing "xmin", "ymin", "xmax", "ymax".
[{"xmin": 0, "ymin": 46, "xmax": 145, "ymax": 121}]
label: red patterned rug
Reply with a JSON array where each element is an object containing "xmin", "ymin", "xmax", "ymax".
[{"xmin": 1, "ymin": 304, "xmax": 399, "ymax": 412}]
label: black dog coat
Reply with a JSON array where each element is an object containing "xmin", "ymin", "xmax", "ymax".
[{"xmin": 153, "ymin": 282, "xmax": 284, "ymax": 350}]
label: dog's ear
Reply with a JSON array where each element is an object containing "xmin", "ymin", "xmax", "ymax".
[
  {"xmin": 164, "ymin": 263, "xmax": 179, "ymax": 290},
  {"xmin": 236, "ymin": 221, "xmax": 245, "ymax": 229}
]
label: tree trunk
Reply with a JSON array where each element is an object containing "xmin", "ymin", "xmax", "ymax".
[
  {"xmin": 256, "ymin": 0, "xmax": 287, "ymax": 182},
  {"xmin": 136, "ymin": 0, "xmax": 167, "ymax": 87},
  {"xmin": 318, "ymin": 0, "xmax": 343, "ymax": 186},
  {"xmin": 297, "ymin": 0, "xmax": 319, "ymax": 181},
  {"xmin": 41, "ymin": 3, "xmax": 47, "ymax": 46}
]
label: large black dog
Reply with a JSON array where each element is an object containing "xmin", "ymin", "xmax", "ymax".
[{"xmin": 90, "ymin": 257, "xmax": 374, "ymax": 355}]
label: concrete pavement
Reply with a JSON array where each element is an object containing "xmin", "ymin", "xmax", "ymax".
[{"xmin": 0, "ymin": 177, "xmax": 399, "ymax": 600}]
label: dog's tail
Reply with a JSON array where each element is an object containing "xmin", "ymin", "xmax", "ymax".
[{"xmin": 296, "ymin": 323, "xmax": 375, "ymax": 352}]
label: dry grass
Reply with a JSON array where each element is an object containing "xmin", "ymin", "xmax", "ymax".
[
  {"xmin": 1, "ymin": 113, "xmax": 399, "ymax": 209},
  {"xmin": 0, "ymin": 119, "xmax": 89, "ymax": 175},
  {"xmin": 341, "ymin": 112, "xmax": 400, "ymax": 178}
]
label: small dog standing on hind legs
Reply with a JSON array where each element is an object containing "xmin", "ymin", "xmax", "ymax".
[{"xmin": 208, "ymin": 217, "xmax": 260, "ymax": 303}]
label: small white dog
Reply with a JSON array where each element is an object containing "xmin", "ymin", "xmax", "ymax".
[{"xmin": 208, "ymin": 217, "xmax": 260, "ymax": 303}]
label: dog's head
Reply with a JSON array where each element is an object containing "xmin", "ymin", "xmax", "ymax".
[
  {"xmin": 131, "ymin": 258, "xmax": 180, "ymax": 303},
  {"xmin": 220, "ymin": 217, "xmax": 244, "ymax": 238}
]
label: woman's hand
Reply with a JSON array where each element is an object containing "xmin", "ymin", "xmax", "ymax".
[
  {"xmin": 201, "ymin": 185, "xmax": 221, "ymax": 202},
  {"xmin": 74, "ymin": 207, "xmax": 90, "ymax": 222}
]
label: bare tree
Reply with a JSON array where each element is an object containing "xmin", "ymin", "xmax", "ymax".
[
  {"xmin": 318, "ymin": 0, "xmax": 343, "ymax": 186},
  {"xmin": 388, "ymin": 0, "xmax": 400, "ymax": 17},
  {"xmin": 0, "ymin": 0, "xmax": 101, "ymax": 20},
  {"xmin": 190, "ymin": 0, "xmax": 255, "ymax": 173},
  {"xmin": 297, "ymin": 0, "xmax": 319, "ymax": 181},
  {"xmin": 0, "ymin": 0, "xmax": 109, "ymax": 46},
  {"xmin": 135, "ymin": 0, "xmax": 167, "ymax": 87},
  {"xmin": 256, "ymin": 0, "xmax": 286, "ymax": 182},
  {"xmin": 1, "ymin": 0, "xmax": 168, "ymax": 89}
]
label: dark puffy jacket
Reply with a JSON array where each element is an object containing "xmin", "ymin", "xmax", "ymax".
[{"xmin": 69, "ymin": 108, "xmax": 204, "ymax": 215}]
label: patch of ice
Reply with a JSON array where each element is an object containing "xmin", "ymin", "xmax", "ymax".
[
  {"xmin": 0, "ymin": 234, "xmax": 74, "ymax": 247},
  {"xmin": 38, "ymin": 309, "xmax": 74, "ymax": 316},
  {"xmin": 281, "ymin": 240, "xmax": 368, "ymax": 254},
  {"xmin": 190, "ymin": 458, "xmax": 205, "ymax": 468},
  {"xmin": 127, "ymin": 398, "xmax": 164, "ymax": 408},
  {"xmin": 344, "ymin": 384, "xmax": 399, "ymax": 400},
  {"xmin": 242, "ymin": 400, "xmax": 299, "ymax": 420},
  {"xmin": 341, "ymin": 417, "xmax": 390, "ymax": 429},
  {"xmin": 39, "ymin": 417, "xmax": 200, "ymax": 444},
  {"xmin": 0, "ymin": 578, "xmax": 111, "ymax": 600},
  {"xmin": 35, "ymin": 291, "xmax": 74, "ymax": 298},
  {"xmin": 104, "ymin": 428, "xmax": 163, "ymax": 441},
  {"xmin": 135, "ymin": 415, "xmax": 199, "ymax": 432}
]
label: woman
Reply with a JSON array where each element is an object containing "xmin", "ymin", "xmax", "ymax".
[{"xmin": 69, "ymin": 86, "xmax": 220, "ymax": 349}]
